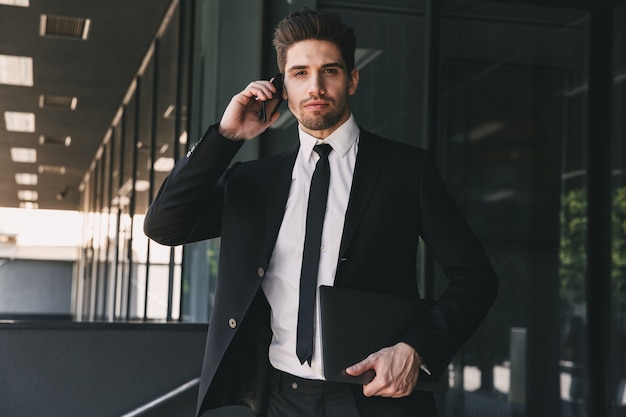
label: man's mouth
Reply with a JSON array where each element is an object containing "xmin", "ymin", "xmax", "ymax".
[{"xmin": 303, "ymin": 99, "xmax": 330, "ymax": 111}]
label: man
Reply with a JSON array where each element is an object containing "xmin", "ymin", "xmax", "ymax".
[{"xmin": 144, "ymin": 8, "xmax": 498, "ymax": 417}]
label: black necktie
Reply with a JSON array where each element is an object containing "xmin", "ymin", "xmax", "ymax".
[{"xmin": 296, "ymin": 143, "xmax": 333, "ymax": 365}]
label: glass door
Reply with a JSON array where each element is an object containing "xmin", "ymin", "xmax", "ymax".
[{"xmin": 438, "ymin": 2, "xmax": 589, "ymax": 416}]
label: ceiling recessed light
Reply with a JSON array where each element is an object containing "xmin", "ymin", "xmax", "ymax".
[
  {"xmin": 15, "ymin": 173, "xmax": 37, "ymax": 185},
  {"xmin": 5, "ymin": 111, "xmax": 35, "ymax": 132},
  {"xmin": 0, "ymin": 55, "xmax": 33, "ymax": 86},
  {"xmin": 0, "ymin": 0, "xmax": 29, "ymax": 8},
  {"xmin": 10, "ymin": 147, "xmax": 36, "ymax": 163},
  {"xmin": 17, "ymin": 190, "xmax": 38, "ymax": 201}
]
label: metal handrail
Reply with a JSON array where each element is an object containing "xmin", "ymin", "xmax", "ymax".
[{"xmin": 119, "ymin": 377, "xmax": 200, "ymax": 417}]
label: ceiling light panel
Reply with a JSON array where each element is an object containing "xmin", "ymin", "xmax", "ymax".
[
  {"xmin": 5, "ymin": 111, "xmax": 35, "ymax": 132},
  {"xmin": 40, "ymin": 14, "xmax": 91, "ymax": 40},
  {"xmin": 17, "ymin": 190, "xmax": 38, "ymax": 201},
  {"xmin": 15, "ymin": 173, "xmax": 37, "ymax": 185},
  {"xmin": 19, "ymin": 202, "xmax": 39, "ymax": 209},
  {"xmin": 10, "ymin": 147, "xmax": 36, "ymax": 163},
  {"xmin": 135, "ymin": 180, "xmax": 150, "ymax": 192},
  {"xmin": 0, "ymin": 0, "xmax": 29, "ymax": 7},
  {"xmin": 0, "ymin": 55, "xmax": 33, "ymax": 86}
]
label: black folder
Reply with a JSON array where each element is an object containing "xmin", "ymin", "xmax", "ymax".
[{"xmin": 319, "ymin": 285, "xmax": 448, "ymax": 392}]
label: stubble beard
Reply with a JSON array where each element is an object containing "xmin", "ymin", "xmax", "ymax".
[{"xmin": 297, "ymin": 99, "xmax": 347, "ymax": 132}]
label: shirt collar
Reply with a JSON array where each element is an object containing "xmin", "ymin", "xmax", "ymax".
[{"xmin": 298, "ymin": 114, "xmax": 360, "ymax": 160}]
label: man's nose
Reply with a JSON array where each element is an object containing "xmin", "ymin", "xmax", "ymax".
[{"xmin": 307, "ymin": 74, "xmax": 325, "ymax": 96}]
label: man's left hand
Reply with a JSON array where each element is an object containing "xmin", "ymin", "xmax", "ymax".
[{"xmin": 345, "ymin": 342, "xmax": 421, "ymax": 398}]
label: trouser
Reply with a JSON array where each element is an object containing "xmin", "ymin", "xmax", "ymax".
[
  {"xmin": 267, "ymin": 369, "xmax": 360, "ymax": 417},
  {"xmin": 266, "ymin": 369, "xmax": 437, "ymax": 417}
]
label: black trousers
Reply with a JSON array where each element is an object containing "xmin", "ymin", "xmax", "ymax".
[
  {"xmin": 267, "ymin": 369, "xmax": 437, "ymax": 417},
  {"xmin": 267, "ymin": 369, "xmax": 360, "ymax": 417}
]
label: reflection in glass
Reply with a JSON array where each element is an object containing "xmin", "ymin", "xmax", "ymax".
[
  {"xmin": 613, "ymin": 4, "xmax": 626, "ymax": 417},
  {"xmin": 439, "ymin": 2, "xmax": 588, "ymax": 416}
]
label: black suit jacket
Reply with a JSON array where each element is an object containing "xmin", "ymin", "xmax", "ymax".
[{"xmin": 144, "ymin": 125, "xmax": 498, "ymax": 417}]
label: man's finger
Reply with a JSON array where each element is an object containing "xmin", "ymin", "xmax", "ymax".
[
  {"xmin": 244, "ymin": 80, "xmax": 276, "ymax": 101},
  {"xmin": 346, "ymin": 355, "xmax": 375, "ymax": 376}
]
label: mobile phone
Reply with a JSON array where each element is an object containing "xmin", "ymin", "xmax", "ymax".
[{"xmin": 259, "ymin": 73, "xmax": 284, "ymax": 123}]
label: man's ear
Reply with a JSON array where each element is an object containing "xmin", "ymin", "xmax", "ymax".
[{"xmin": 348, "ymin": 68, "xmax": 360, "ymax": 95}]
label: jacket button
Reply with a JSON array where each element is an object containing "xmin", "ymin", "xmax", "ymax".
[
  {"xmin": 228, "ymin": 318, "xmax": 237, "ymax": 329},
  {"xmin": 257, "ymin": 267, "xmax": 265, "ymax": 278}
]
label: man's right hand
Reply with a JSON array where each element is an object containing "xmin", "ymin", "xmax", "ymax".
[{"xmin": 218, "ymin": 79, "xmax": 282, "ymax": 141}]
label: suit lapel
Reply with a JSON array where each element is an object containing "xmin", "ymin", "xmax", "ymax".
[
  {"xmin": 339, "ymin": 130, "xmax": 388, "ymax": 258},
  {"xmin": 265, "ymin": 144, "xmax": 299, "ymax": 262}
]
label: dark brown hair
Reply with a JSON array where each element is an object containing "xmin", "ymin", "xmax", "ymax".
[{"xmin": 273, "ymin": 8, "xmax": 356, "ymax": 74}]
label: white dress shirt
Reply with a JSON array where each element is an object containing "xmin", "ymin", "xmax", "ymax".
[{"xmin": 262, "ymin": 114, "xmax": 360, "ymax": 380}]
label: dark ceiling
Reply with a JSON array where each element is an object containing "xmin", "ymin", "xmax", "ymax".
[
  {"xmin": 2, "ymin": 0, "xmax": 621, "ymax": 213},
  {"xmin": 0, "ymin": 0, "xmax": 172, "ymax": 211}
]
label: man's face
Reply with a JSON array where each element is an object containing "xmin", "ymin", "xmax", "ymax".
[{"xmin": 282, "ymin": 39, "xmax": 359, "ymax": 139}]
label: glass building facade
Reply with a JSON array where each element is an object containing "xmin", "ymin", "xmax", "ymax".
[{"xmin": 73, "ymin": 0, "xmax": 626, "ymax": 415}]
